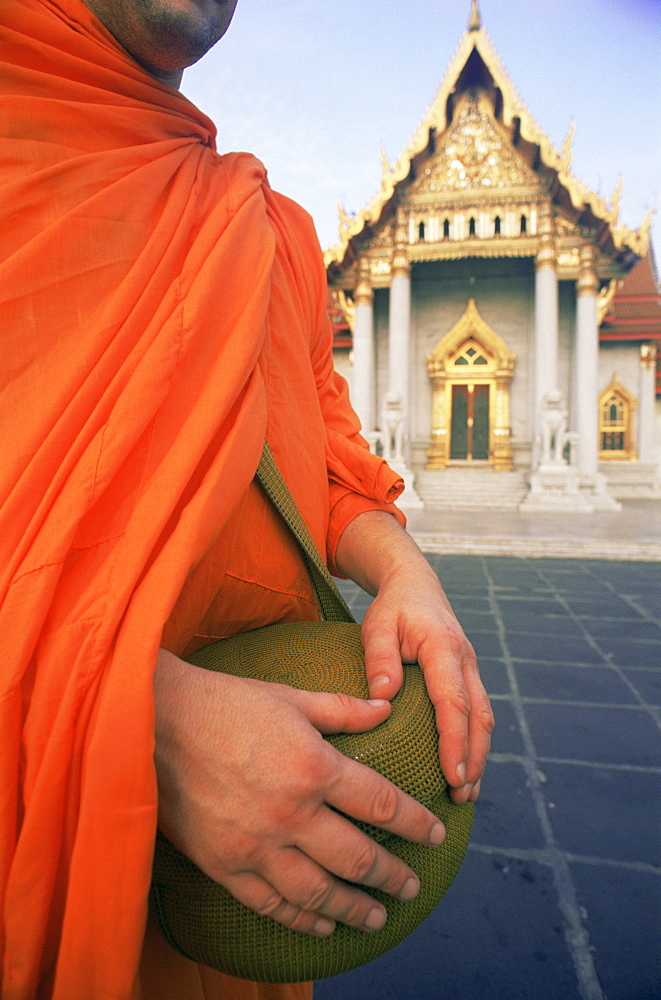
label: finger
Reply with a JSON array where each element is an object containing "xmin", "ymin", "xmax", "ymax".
[
  {"xmin": 415, "ymin": 630, "xmax": 478, "ymax": 788},
  {"xmin": 360, "ymin": 624, "xmax": 405, "ymax": 700},
  {"xmin": 290, "ymin": 688, "xmax": 392, "ymax": 735},
  {"xmin": 223, "ymin": 870, "xmax": 337, "ymax": 937},
  {"xmin": 326, "ymin": 753, "xmax": 446, "ymax": 847},
  {"xmin": 438, "ymin": 650, "xmax": 493, "ymax": 799},
  {"xmin": 295, "ymin": 807, "xmax": 422, "ymax": 904},
  {"xmin": 261, "ymin": 845, "xmax": 390, "ymax": 932}
]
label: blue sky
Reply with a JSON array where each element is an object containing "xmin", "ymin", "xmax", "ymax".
[{"xmin": 182, "ymin": 0, "xmax": 660, "ymax": 256}]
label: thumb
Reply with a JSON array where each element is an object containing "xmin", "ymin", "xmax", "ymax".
[{"xmin": 291, "ymin": 688, "xmax": 392, "ymax": 735}]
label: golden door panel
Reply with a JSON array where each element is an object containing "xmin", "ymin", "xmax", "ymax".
[{"xmin": 449, "ymin": 382, "xmax": 490, "ymax": 460}]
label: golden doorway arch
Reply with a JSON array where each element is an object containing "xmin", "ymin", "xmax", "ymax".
[{"xmin": 426, "ymin": 299, "xmax": 516, "ymax": 470}]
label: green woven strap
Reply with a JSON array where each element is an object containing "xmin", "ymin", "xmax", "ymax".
[{"xmin": 256, "ymin": 442, "xmax": 355, "ymax": 625}]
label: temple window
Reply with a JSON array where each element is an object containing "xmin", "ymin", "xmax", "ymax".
[
  {"xmin": 520, "ymin": 214, "xmax": 527, "ymax": 234},
  {"xmin": 418, "ymin": 221, "xmax": 425, "ymax": 241},
  {"xmin": 469, "ymin": 216, "xmax": 476, "ymax": 236},
  {"xmin": 598, "ymin": 378, "xmax": 636, "ymax": 460},
  {"xmin": 443, "ymin": 218, "xmax": 451, "ymax": 238},
  {"xmin": 494, "ymin": 215, "xmax": 501, "ymax": 235}
]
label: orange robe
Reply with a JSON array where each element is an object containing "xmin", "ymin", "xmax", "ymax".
[{"xmin": 0, "ymin": 1, "xmax": 404, "ymax": 998}]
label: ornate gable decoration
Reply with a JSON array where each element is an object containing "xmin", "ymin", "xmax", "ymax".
[
  {"xmin": 410, "ymin": 93, "xmax": 538, "ymax": 198},
  {"xmin": 325, "ymin": 6, "xmax": 649, "ymax": 272}
]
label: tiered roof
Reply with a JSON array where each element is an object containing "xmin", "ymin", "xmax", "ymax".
[{"xmin": 325, "ymin": 1, "xmax": 650, "ymax": 279}]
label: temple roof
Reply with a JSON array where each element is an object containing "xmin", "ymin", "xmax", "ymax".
[
  {"xmin": 325, "ymin": 2, "xmax": 650, "ymax": 277},
  {"xmin": 600, "ymin": 248, "xmax": 661, "ymax": 341}
]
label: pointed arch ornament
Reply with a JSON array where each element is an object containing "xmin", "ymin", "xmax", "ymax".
[{"xmin": 426, "ymin": 299, "xmax": 516, "ymax": 470}]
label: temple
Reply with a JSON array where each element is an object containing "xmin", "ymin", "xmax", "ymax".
[{"xmin": 326, "ymin": 1, "xmax": 660, "ymax": 511}]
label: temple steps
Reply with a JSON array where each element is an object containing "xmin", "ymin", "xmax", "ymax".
[
  {"xmin": 600, "ymin": 462, "xmax": 661, "ymax": 500},
  {"xmin": 414, "ymin": 466, "xmax": 528, "ymax": 510}
]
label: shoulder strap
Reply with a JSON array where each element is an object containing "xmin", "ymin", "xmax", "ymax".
[{"xmin": 256, "ymin": 442, "xmax": 355, "ymax": 624}]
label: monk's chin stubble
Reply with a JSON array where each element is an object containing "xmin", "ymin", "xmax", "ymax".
[{"xmin": 134, "ymin": 2, "xmax": 225, "ymax": 71}]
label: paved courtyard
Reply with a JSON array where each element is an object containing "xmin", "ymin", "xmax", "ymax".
[{"xmin": 316, "ymin": 554, "xmax": 661, "ymax": 1000}]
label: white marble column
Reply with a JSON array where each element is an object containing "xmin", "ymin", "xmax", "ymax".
[
  {"xmin": 351, "ymin": 257, "xmax": 375, "ymax": 435},
  {"xmin": 388, "ymin": 224, "xmax": 412, "ymax": 420},
  {"xmin": 638, "ymin": 344, "xmax": 657, "ymax": 463},
  {"xmin": 533, "ymin": 202, "xmax": 559, "ymax": 466},
  {"xmin": 575, "ymin": 243, "xmax": 599, "ymax": 476},
  {"xmin": 385, "ymin": 213, "xmax": 423, "ymax": 507}
]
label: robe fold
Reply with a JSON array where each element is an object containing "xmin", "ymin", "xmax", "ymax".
[{"xmin": 0, "ymin": 1, "xmax": 405, "ymax": 996}]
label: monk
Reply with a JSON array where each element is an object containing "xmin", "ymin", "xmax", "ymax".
[{"xmin": 0, "ymin": 1, "xmax": 494, "ymax": 998}]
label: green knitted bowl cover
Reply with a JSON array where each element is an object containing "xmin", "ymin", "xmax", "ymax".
[{"xmin": 150, "ymin": 621, "xmax": 473, "ymax": 982}]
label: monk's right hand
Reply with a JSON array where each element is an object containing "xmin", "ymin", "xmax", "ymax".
[{"xmin": 153, "ymin": 648, "xmax": 446, "ymax": 938}]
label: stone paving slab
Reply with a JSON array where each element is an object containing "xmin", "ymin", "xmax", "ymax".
[
  {"xmin": 315, "ymin": 556, "xmax": 661, "ymax": 1000},
  {"xmin": 405, "ymin": 499, "xmax": 661, "ymax": 561}
]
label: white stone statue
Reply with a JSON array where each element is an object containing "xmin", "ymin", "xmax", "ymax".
[
  {"xmin": 381, "ymin": 390, "xmax": 405, "ymax": 464},
  {"xmin": 540, "ymin": 389, "xmax": 568, "ymax": 464}
]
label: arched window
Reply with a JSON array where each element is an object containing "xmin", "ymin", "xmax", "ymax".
[
  {"xmin": 443, "ymin": 218, "xmax": 451, "ymax": 239},
  {"xmin": 418, "ymin": 221, "xmax": 425, "ymax": 241},
  {"xmin": 494, "ymin": 215, "xmax": 501, "ymax": 235},
  {"xmin": 598, "ymin": 377, "xmax": 636, "ymax": 460},
  {"xmin": 520, "ymin": 214, "xmax": 527, "ymax": 235},
  {"xmin": 469, "ymin": 216, "xmax": 476, "ymax": 236}
]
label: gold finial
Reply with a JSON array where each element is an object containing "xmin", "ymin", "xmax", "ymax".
[
  {"xmin": 559, "ymin": 119, "xmax": 575, "ymax": 173},
  {"xmin": 337, "ymin": 200, "xmax": 352, "ymax": 230},
  {"xmin": 468, "ymin": 0, "xmax": 481, "ymax": 31},
  {"xmin": 609, "ymin": 174, "xmax": 623, "ymax": 223},
  {"xmin": 639, "ymin": 207, "xmax": 652, "ymax": 240},
  {"xmin": 380, "ymin": 145, "xmax": 391, "ymax": 184}
]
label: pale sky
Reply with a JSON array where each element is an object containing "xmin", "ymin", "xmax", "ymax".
[{"xmin": 182, "ymin": 0, "xmax": 660, "ymax": 257}]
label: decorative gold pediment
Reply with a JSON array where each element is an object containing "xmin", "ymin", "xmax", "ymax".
[
  {"xmin": 427, "ymin": 298, "xmax": 516, "ymax": 375},
  {"xmin": 409, "ymin": 94, "xmax": 539, "ymax": 197},
  {"xmin": 325, "ymin": 11, "xmax": 649, "ymax": 271}
]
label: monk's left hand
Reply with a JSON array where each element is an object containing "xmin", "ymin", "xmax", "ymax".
[{"xmin": 335, "ymin": 512, "xmax": 494, "ymax": 805}]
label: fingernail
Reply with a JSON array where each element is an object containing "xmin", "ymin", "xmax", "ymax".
[
  {"xmin": 312, "ymin": 917, "xmax": 335, "ymax": 937},
  {"xmin": 469, "ymin": 779, "xmax": 482, "ymax": 801},
  {"xmin": 367, "ymin": 698, "xmax": 388, "ymax": 707},
  {"xmin": 371, "ymin": 675, "xmax": 390, "ymax": 692},
  {"xmin": 429, "ymin": 822, "xmax": 446, "ymax": 846},
  {"xmin": 456, "ymin": 762, "xmax": 466, "ymax": 786},
  {"xmin": 365, "ymin": 907, "xmax": 387, "ymax": 932},
  {"xmin": 398, "ymin": 877, "xmax": 419, "ymax": 901}
]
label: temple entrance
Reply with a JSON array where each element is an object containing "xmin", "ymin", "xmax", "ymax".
[
  {"xmin": 426, "ymin": 299, "xmax": 516, "ymax": 471},
  {"xmin": 450, "ymin": 383, "xmax": 490, "ymax": 460}
]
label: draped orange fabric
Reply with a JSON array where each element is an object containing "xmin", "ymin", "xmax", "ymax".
[{"xmin": 0, "ymin": 1, "xmax": 405, "ymax": 997}]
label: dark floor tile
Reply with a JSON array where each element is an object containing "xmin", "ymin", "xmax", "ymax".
[
  {"xmin": 496, "ymin": 598, "xmax": 565, "ymax": 618},
  {"xmin": 564, "ymin": 599, "xmax": 642, "ymax": 619},
  {"xmin": 500, "ymin": 615, "xmax": 585, "ymax": 638},
  {"xmin": 525, "ymin": 704, "xmax": 661, "ymax": 767},
  {"xmin": 315, "ymin": 851, "xmax": 582, "ymax": 1000},
  {"xmin": 595, "ymin": 637, "xmax": 661, "ymax": 668},
  {"xmin": 504, "ymin": 632, "xmax": 605, "ymax": 665},
  {"xmin": 570, "ymin": 863, "xmax": 661, "ymax": 1000},
  {"xmin": 453, "ymin": 610, "xmax": 499, "ymax": 634},
  {"xmin": 489, "ymin": 699, "xmax": 525, "ymax": 755},
  {"xmin": 541, "ymin": 763, "xmax": 661, "ymax": 864},
  {"xmin": 536, "ymin": 572, "xmax": 612, "ymax": 595},
  {"xmin": 622, "ymin": 668, "xmax": 661, "ymax": 706},
  {"xmin": 447, "ymin": 595, "xmax": 492, "ymax": 614},
  {"xmin": 513, "ymin": 661, "xmax": 638, "ymax": 704},
  {"xmin": 468, "ymin": 631, "xmax": 504, "ymax": 658},
  {"xmin": 476, "ymin": 657, "xmax": 510, "ymax": 696},
  {"xmin": 472, "ymin": 761, "xmax": 545, "ymax": 849},
  {"xmin": 579, "ymin": 618, "xmax": 661, "ymax": 641}
]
